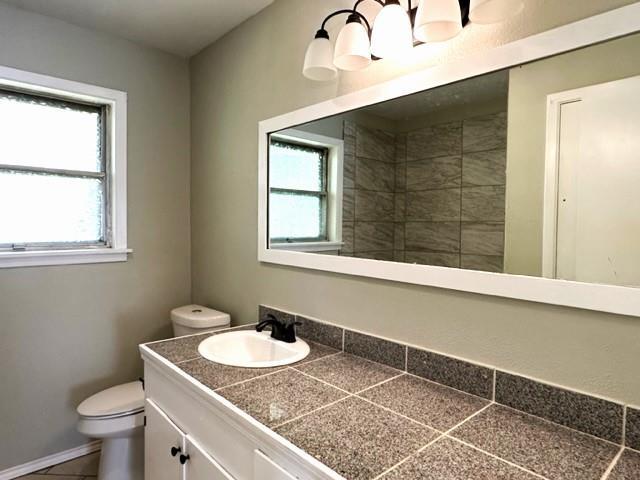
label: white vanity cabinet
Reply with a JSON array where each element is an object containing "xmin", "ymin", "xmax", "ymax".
[
  {"xmin": 141, "ymin": 348, "xmax": 342, "ymax": 480},
  {"xmin": 145, "ymin": 399, "xmax": 234, "ymax": 480}
]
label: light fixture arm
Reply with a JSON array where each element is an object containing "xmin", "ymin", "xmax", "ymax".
[{"xmin": 320, "ymin": 9, "xmax": 372, "ymax": 35}]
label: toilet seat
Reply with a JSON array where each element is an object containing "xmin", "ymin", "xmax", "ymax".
[
  {"xmin": 78, "ymin": 381, "xmax": 144, "ymax": 420},
  {"xmin": 78, "ymin": 410, "xmax": 145, "ymax": 438}
]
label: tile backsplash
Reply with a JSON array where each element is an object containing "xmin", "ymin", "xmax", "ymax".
[{"xmin": 261, "ymin": 304, "xmax": 634, "ymax": 447}]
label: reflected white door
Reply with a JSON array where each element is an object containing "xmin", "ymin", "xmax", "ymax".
[{"xmin": 549, "ymin": 75, "xmax": 640, "ymax": 286}]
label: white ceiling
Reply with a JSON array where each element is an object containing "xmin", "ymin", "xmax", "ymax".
[{"xmin": 0, "ymin": 0, "xmax": 274, "ymax": 57}]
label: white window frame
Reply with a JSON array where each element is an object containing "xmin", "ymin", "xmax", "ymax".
[
  {"xmin": 268, "ymin": 129, "xmax": 343, "ymax": 252},
  {"xmin": 0, "ymin": 65, "xmax": 129, "ymax": 268},
  {"xmin": 258, "ymin": 4, "xmax": 640, "ymax": 317}
]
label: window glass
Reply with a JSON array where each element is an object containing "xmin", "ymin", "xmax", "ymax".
[
  {"xmin": 0, "ymin": 91, "xmax": 102, "ymax": 172},
  {"xmin": 269, "ymin": 192, "xmax": 322, "ymax": 240},
  {"xmin": 270, "ymin": 141, "xmax": 324, "ymax": 191},
  {"xmin": 269, "ymin": 138, "xmax": 328, "ymax": 242},
  {"xmin": 0, "ymin": 89, "xmax": 106, "ymax": 248}
]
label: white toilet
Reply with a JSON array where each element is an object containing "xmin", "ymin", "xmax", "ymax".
[{"xmin": 77, "ymin": 305, "xmax": 230, "ymax": 480}]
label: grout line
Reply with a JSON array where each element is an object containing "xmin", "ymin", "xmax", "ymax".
[
  {"xmin": 213, "ymin": 367, "xmax": 290, "ymax": 393},
  {"xmin": 446, "ymin": 436, "xmax": 550, "ymax": 480},
  {"xmin": 354, "ymin": 395, "xmax": 438, "ymax": 432},
  {"xmin": 622, "ymin": 406, "xmax": 627, "ymax": 446},
  {"xmin": 374, "ymin": 402, "xmax": 495, "ymax": 480},
  {"xmin": 174, "ymin": 355, "xmax": 202, "ymax": 365},
  {"xmin": 292, "ymin": 368, "xmax": 354, "ymax": 396},
  {"xmin": 404, "ymin": 346, "xmax": 408, "ymax": 372},
  {"xmin": 442, "ymin": 402, "xmax": 494, "ymax": 436},
  {"xmin": 371, "ymin": 434, "xmax": 446, "ymax": 480},
  {"xmin": 294, "ymin": 351, "xmax": 342, "ymax": 367},
  {"xmin": 272, "ymin": 395, "xmax": 353, "ymax": 430},
  {"xmin": 492, "ymin": 369, "xmax": 497, "ymax": 401},
  {"xmin": 354, "ymin": 373, "xmax": 405, "ymax": 395},
  {"xmin": 600, "ymin": 446, "xmax": 625, "ymax": 480}
]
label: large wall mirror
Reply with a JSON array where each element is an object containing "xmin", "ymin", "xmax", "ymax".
[{"xmin": 258, "ymin": 5, "xmax": 640, "ymax": 316}]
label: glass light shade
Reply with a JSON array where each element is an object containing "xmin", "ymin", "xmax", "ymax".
[
  {"xmin": 334, "ymin": 21, "xmax": 372, "ymax": 71},
  {"xmin": 302, "ymin": 36, "xmax": 337, "ymax": 81},
  {"xmin": 414, "ymin": 0, "xmax": 463, "ymax": 43},
  {"xmin": 469, "ymin": 0, "xmax": 524, "ymax": 24},
  {"xmin": 370, "ymin": 2, "xmax": 413, "ymax": 59}
]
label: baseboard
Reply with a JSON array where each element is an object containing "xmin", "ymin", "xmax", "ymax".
[{"xmin": 0, "ymin": 440, "xmax": 101, "ymax": 480}]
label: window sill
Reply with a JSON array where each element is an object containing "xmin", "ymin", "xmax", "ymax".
[
  {"xmin": 269, "ymin": 241, "xmax": 343, "ymax": 253},
  {"xmin": 0, "ymin": 248, "xmax": 132, "ymax": 268}
]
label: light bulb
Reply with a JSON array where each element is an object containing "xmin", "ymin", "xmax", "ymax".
[
  {"xmin": 370, "ymin": 0, "xmax": 413, "ymax": 59},
  {"xmin": 414, "ymin": 0, "xmax": 463, "ymax": 43},
  {"xmin": 302, "ymin": 29, "xmax": 337, "ymax": 81},
  {"xmin": 334, "ymin": 14, "xmax": 372, "ymax": 71},
  {"xmin": 469, "ymin": 0, "xmax": 524, "ymax": 24}
]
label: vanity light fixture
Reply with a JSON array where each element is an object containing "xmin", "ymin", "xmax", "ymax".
[{"xmin": 302, "ymin": 0, "xmax": 524, "ymax": 81}]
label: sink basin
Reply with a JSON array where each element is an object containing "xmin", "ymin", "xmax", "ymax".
[{"xmin": 198, "ymin": 330, "xmax": 310, "ymax": 368}]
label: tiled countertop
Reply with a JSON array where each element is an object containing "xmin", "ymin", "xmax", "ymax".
[{"xmin": 145, "ymin": 328, "xmax": 639, "ymax": 480}]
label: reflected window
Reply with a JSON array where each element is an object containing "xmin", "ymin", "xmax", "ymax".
[
  {"xmin": 269, "ymin": 139, "xmax": 328, "ymax": 242},
  {"xmin": 0, "ymin": 89, "xmax": 107, "ymax": 249}
]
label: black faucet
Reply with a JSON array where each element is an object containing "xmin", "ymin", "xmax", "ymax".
[{"xmin": 256, "ymin": 313, "xmax": 300, "ymax": 343}]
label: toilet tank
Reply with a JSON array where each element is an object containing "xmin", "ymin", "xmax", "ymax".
[{"xmin": 170, "ymin": 304, "xmax": 231, "ymax": 337}]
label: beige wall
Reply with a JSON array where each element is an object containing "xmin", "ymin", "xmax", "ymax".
[
  {"xmin": 0, "ymin": 4, "xmax": 191, "ymax": 471},
  {"xmin": 190, "ymin": 0, "xmax": 640, "ymax": 411},
  {"xmin": 504, "ymin": 33, "xmax": 640, "ymax": 276}
]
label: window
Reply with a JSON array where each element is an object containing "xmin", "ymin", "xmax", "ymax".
[
  {"xmin": 0, "ymin": 65, "xmax": 128, "ymax": 268},
  {"xmin": 0, "ymin": 90, "xmax": 107, "ymax": 249},
  {"xmin": 269, "ymin": 139, "xmax": 328, "ymax": 243}
]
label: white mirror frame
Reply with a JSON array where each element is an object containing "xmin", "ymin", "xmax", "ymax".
[{"xmin": 258, "ymin": 3, "xmax": 640, "ymax": 317}]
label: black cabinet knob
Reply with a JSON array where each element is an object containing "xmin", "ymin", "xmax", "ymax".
[
  {"xmin": 179, "ymin": 454, "xmax": 190, "ymax": 465},
  {"xmin": 170, "ymin": 446, "xmax": 181, "ymax": 457}
]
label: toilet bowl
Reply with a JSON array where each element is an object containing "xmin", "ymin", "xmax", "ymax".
[
  {"xmin": 77, "ymin": 381, "xmax": 145, "ymax": 480},
  {"xmin": 77, "ymin": 305, "xmax": 230, "ymax": 480}
]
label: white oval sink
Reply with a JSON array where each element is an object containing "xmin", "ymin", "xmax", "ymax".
[{"xmin": 198, "ymin": 330, "xmax": 310, "ymax": 368}]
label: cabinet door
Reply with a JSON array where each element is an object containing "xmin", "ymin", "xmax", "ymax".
[
  {"xmin": 145, "ymin": 399, "xmax": 185, "ymax": 480},
  {"xmin": 253, "ymin": 450, "xmax": 297, "ymax": 480},
  {"xmin": 184, "ymin": 436, "xmax": 235, "ymax": 480}
]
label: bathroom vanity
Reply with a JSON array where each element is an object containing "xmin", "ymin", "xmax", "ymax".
[
  {"xmin": 140, "ymin": 318, "xmax": 638, "ymax": 480},
  {"xmin": 140, "ymin": 332, "xmax": 341, "ymax": 480}
]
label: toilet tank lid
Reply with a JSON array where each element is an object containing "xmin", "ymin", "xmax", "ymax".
[
  {"xmin": 77, "ymin": 381, "xmax": 144, "ymax": 418},
  {"xmin": 171, "ymin": 304, "xmax": 230, "ymax": 328}
]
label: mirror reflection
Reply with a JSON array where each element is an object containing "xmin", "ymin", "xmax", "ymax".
[{"xmin": 268, "ymin": 33, "xmax": 640, "ymax": 288}]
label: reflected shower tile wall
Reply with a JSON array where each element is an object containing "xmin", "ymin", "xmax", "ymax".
[
  {"xmin": 461, "ymin": 186, "xmax": 506, "ymax": 222},
  {"xmin": 343, "ymin": 188, "xmax": 355, "ymax": 222},
  {"xmin": 354, "ymin": 222, "xmax": 394, "ymax": 252},
  {"xmin": 404, "ymin": 251, "xmax": 460, "ymax": 268},
  {"xmin": 406, "ymin": 156, "xmax": 462, "ymax": 191},
  {"xmin": 407, "ymin": 122, "xmax": 462, "ymax": 160},
  {"xmin": 462, "ymin": 149, "xmax": 506, "ymax": 187},
  {"xmin": 340, "ymin": 113, "xmax": 506, "ymax": 267},
  {"xmin": 356, "ymin": 125, "xmax": 395, "ymax": 163},
  {"xmin": 406, "ymin": 189, "xmax": 461, "ymax": 222},
  {"xmin": 461, "ymin": 254, "xmax": 504, "ymax": 273},
  {"xmin": 463, "ymin": 112, "xmax": 507, "ymax": 153},
  {"xmin": 461, "ymin": 222, "xmax": 505, "ymax": 256},
  {"xmin": 405, "ymin": 222, "xmax": 460, "ymax": 253},
  {"xmin": 355, "ymin": 190, "xmax": 395, "ymax": 221},
  {"xmin": 356, "ymin": 157, "xmax": 395, "ymax": 191},
  {"xmin": 342, "ymin": 121, "xmax": 397, "ymax": 259}
]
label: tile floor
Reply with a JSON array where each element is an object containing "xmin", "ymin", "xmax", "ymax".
[{"xmin": 19, "ymin": 451, "xmax": 99, "ymax": 479}]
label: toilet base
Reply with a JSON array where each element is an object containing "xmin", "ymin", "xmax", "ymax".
[{"xmin": 98, "ymin": 433, "xmax": 144, "ymax": 480}]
